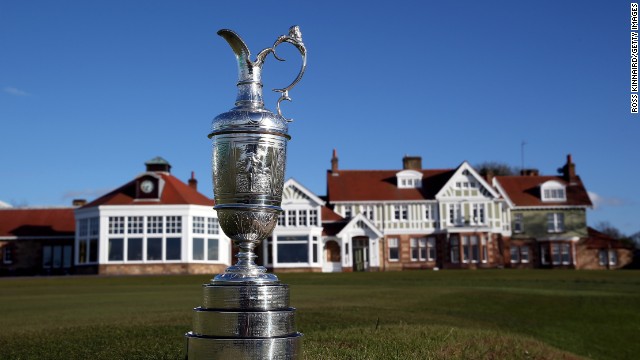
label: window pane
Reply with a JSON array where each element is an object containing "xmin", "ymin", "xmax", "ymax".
[
  {"xmin": 521, "ymin": 246, "xmax": 529, "ymax": 262},
  {"xmin": 207, "ymin": 218, "xmax": 219, "ymax": 234},
  {"xmin": 127, "ymin": 238, "xmax": 143, "ymax": 261},
  {"xmin": 147, "ymin": 238, "xmax": 162, "ymax": 261},
  {"xmin": 609, "ymin": 250, "xmax": 618, "ymax": 265},
  {"xmin": 510, "ymin": 246, "xmax": 519, "ymax": 263},
  {"xmin": 552, "ymin": 243, "xmax": 561, "ymax": 264},
  {"xmin": 312, "ymin": 242, "xmax": 318, "ymax": 263},
  {"xmin": 63, "ymin": 246, "xmax": 72, "ymax": 268},
  {"xmin": 599, "ymin": 250, "xmax": 607, "ymax": 265},
  {"xmin": 166, "ymin": 238, "xmax": 181, "ymax": 260},
  {"xmin": 277, "ymin": 243, "xmax": 308, "ymax": 263},
  {"xmin": 193, "ymin": 217, "xmax": 205, "ymax": 234},
  {"xmin": 207, "ymin": 239, "xmax": 219, "ymax": 261},
  {"xmin": 43, "ymin": 246, "xmax": 52, "ymax": 268},
  {"xmin": 108, "ymin": 239, "xmax": 124, "ymax": 261},
  {"xmin": 79, "ymin": 240, "xmax": 87, "ymax": 264},
  {"xmin": 89, "ymin": 238, "xmax": 98, "ymax": 263},
  {"xmin": 193, "ymin": 238, "xmax": 204, "ymax": 260},
  {"xmin": 52, "ymin": 246, "xmax": 62, "ymax": 268}
]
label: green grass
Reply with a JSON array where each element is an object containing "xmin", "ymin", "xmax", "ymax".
[{"xmin": 0, "ymin": 270, "xmax": 638, "ymax": 359}]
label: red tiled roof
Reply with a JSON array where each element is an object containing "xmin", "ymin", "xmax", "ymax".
[
  {"xmin": 326, "ymin": 169, "xmax": 454, "ymax": 202},
  {"xmin": 584, "ymin": 227, "xmax": 634, "ymax": 249},
  {"xmin": 321, "ymin": 205, "xmax": 343, "ymax": 222},
  {"xmin": 495, "ymin": 175, "xmax": 592, "ymax": 207},
  {"xmin": 83, "ymin": 173, "xmax": 214, "ymax": 207},
  {"xmin": 0, "ymin": 208, "xmax": 75, "ymax": 237}
]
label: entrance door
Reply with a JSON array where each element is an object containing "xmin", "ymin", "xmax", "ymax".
[
  {"xmin": 323, "ymin": 240, "xmax": 341, "ymax": 272},
  {"xmin": 352, "ymin": 237, "xmax": 369, "ymax": 272}
]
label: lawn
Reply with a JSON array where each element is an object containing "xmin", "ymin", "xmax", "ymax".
[{"xmin": 0, "ymin": 270, "xmax": 638, "ymax": 359}]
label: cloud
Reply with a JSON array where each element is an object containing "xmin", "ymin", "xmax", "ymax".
[
  {"xmin": 588, "ymin": 191, "xmax": 627, "ymax": 210},
  {"xmin": 3, "ymin": 86, "xmax": 30, "ymax": 96}
]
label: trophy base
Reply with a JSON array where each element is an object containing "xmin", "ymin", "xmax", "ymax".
[
  {"xmin": 186, "ymin": 283, "xmax": 302, "ymax": 359},
  {"xmin": 185, "ymin": 332, "xmax": 303, "ymax": 360}
]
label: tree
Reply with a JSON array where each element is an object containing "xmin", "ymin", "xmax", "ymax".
[
  {"xmin": 594, "ymin": 221, "xmax": 626, "ymax": 239},
  {"xmin": 474, "ymin": 161, "xmax": 517, "ymax": 177}
]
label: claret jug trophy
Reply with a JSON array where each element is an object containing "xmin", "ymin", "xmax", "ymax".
[{"xmin": 185, "ymin": 26, "xmax": 306, "ymax": 359}]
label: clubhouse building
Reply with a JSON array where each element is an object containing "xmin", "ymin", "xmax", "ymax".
[{"xmin": 0, "ymin": 154, "xmax": 634, "ymax": 276}]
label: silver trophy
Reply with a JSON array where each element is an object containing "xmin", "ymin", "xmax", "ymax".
[{"xmin": 185, "ymin": 26, "xmax": 306, "ymax": 359}]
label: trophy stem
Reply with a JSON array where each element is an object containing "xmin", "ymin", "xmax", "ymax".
[{"xmin": 212, "ymin": 238, "xmax": 279, "ymax": 284}]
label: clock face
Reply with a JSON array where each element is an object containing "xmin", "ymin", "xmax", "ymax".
[{"xmin": 140, "ymin": 180, "xmax": 154, "ymax": 194}]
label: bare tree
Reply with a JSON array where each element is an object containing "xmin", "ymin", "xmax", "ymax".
[{"xmin": 474, "ymin": 161, "xmax": 517, "ymax": 176}]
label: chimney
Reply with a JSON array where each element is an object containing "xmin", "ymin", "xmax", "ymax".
[
  {"xmin": 402, "ymin": 155, "xmax": 422, "ymax": 170},
  {"xmin": 519, "ymin": 168, "xmax": 539, "ymax": 176},
  {"xmin": 485, "ymin": 169, "xmax": 495, "ymax": 184},
  {"xmin": 562, "ymin": 154, "xmax": 576, "ymax": 183},
  {"xmin": 188, "ymin": 171, "xmax": 198, "ymax": 190},
  {"xmin": 72, "ymin": 199, "xmax": 87, "ymax": 207},
  {"xmin": 331, "ymin": 149, "xmax": 339, "ymax": 175}
]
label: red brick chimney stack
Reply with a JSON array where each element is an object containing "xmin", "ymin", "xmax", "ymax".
[
  {"xmin": 565, "ymin": 154, "xmax": 576, "ymax": 183},
  {"xmin": 188, "ymin": 171, "xmax": 198, "ymax": 190},
  {"xmin": 331, "ymin": 149, "xmax": 339, "ymax": 175},
  {"xmin": 402, "ymin": 155, "xmax": 422, "ymax": 170}
]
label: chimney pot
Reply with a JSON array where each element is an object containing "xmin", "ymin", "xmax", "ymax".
[
  {"xmin": 72, "ymin": 199, "xmax": 87, "ymax": 207},
  {"xmin": 188, "ymin": 171, "xmax": 198, "ymax": 190}
]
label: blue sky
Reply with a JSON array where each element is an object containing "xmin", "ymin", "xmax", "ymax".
[{"xmin": 1, "ymin": 1, "xmax": 638, "ymax": 235}]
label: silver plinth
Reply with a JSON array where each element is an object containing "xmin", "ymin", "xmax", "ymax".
[{"xmin": 186, "ymin": 25, "xmax": 306, "ymax": 360}]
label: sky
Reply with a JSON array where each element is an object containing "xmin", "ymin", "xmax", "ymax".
[{"xmin": 1, "ymin": 1, "xmax": 638, "ymax": 235}]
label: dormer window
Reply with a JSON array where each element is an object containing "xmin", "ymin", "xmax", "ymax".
[
  {"xmin": 540, "ymin": 181, "xmax": 567, "ymax": 202},
  {"xmin": 396, "ymin": 170, "xmax": 423, "ymax": 189}
]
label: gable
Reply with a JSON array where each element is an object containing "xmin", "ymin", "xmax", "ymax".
[
  {"xmin": 282, "ymin": 178, "xmax": 325, "ymax": 206},
  {"xmin": 336, "ymin": 213, "xmax": 383, "ymax": 238},
  {"xmin": 436, "ymin": 162, "xmax": 499, "ymax": 200}
]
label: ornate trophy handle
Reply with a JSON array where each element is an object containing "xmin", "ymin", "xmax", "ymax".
[{"xmin": 257, "ymin": 26, "xmax": 307, "ymax": 121}]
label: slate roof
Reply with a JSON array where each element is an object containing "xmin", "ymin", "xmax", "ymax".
[
  {"xmin": 326, "ymin": 169, "xmax": 455, "ymax": 202},
  {"xmin": 584, "ymin": 227, "xmax": 634, "ymax": 249},
  {"xmin": 82, "ymin": 173, "xmax": 214, "ymax": 207},
  {"xmin": 495, "ymin": 175, "xmax": 592, "ymax": 207},
  {"xmin": 0, "ymin": 208, "xmax": 75, "ymax": 238}
]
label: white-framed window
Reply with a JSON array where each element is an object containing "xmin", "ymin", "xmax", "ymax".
[
  {"xmin": 287, "ymin": 210, "xmax": 296, "ymax": 226},
  {"xmin": 472, "ymin": 204, "xmax": 485, "ymax": 224},
  {"xmin": 424, "ymin": 205, "xmax": 431, "ymax": 221},
  {"xmin": 549, "ymin": 243, "xmax": 571, "ymax": 265},
  {"xmin": 510, "ymin": 246, "xmax": 520, "ymax": 263},
  {"xmin": 193, "ymin": 238, "xmax": 205, "ymax": 260},
  {"xmin": 278, "ymin": 212, "xmax": 285, "ymax": 226},
  {"xmin": 427, "ymin": 237, "xmax": 436, "ymax": 261},
  {"xmin": 147, "ymin": 216, "xmax": 163, "ymax": 234},
  {"xmin": 166, "ymin": 216, "xmax": 182, "ymax": 233},
  {"xmin": 344, "ymin": 205, "xmax": 352, "ymax": 218},
  {"xmin": 299, "ymin": 210, "xmax": 308, "ymax": 226},
  {"xmin": 410, "ymin": 237, "xmax": 424, "ymax": 261},
  {"xmin": 547, "ymin": 213, "xmax": 565, "ymax": 233},
  {"xmin": 450, "ymin": 236, "xmax": 460, "ymax": 263},
  {"xmin": 541, "ymin": 181, "xmax": 567, "ymax": 202},
  {"xmin": 521, "ymin": 246, "xmax": 529, "ymax": 263},
  {"xmin": 79, "ymin": 219, "xmax": 88, "ymax": 237},
  {"xmin": 208, "ymin": 238, "xmax": 219, "ymax": 261},
  {"xmin": 3, "ymin": 245, "xmax": 12, "ymax": 264},
  {"xmin": 108, "ymin": 217, "xmax": 125, "ymax": 234},
  {"xmin": 309, "ymin": 209, "xmax": 318, "ymax": 226},
  {"xmin": 42, "ymin": 245, "xmax": 72, "ymax": 269},
  {"xmin": 127, "ymin": 238, "xmax": 143, "ymax": 261},
  {"xmin": 147, "ymin": 237, "xmax": 163, "ymax": 261},
  {"xmin": 276, "ymin": 235, "xmax": 309, "ymax": 263},
  {"xmin": 108, "ymin": 238, "xmax": 124, "ymax": 261},
  {"xmin": 193, "ymin": 216, "xmax": 205, "ymax": 234},
  {"xmin": 207, "ymin": 217, "xmax": 219, "ymax": 234},
  {"xmin": 128, "ymin": 216, "xmax": 144, "ymax": 234},
  {"xmin": 481, "ymin": 236, "xmax": 488, "ymax": 263},
  {"xmin": 513, "ymin": 213, "xmax": 524, "ymax": 233},
  {"xmin": 599, "ymin": 249, "xmax": 618, "ymax": 266},
  {"xmin": 388, "ymin": 238, "xmax": 399, "ymax": 261},
  {"xmin": 449, "ymin": 203, "xmax": 462, "ymax": 225},
  {"xmin": 361, "ymin": 205, "xmax": 374, "ymax": 220},
  {"xmin": 166, "ymin": 237, "xmax": 181, "ymax": 260},
  {"xmin": 393, "ymin": 205, "xmax": 408, "ymax": 221}
]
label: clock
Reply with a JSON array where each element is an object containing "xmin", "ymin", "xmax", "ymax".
[{"xmin": 140, "ymin": 180, "xmax": 154, "ymax": 194}]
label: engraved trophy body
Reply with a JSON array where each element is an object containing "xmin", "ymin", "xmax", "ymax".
[{"xmin": 185, "ymin": 26, "xmax": 306, "ymax": 360}]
